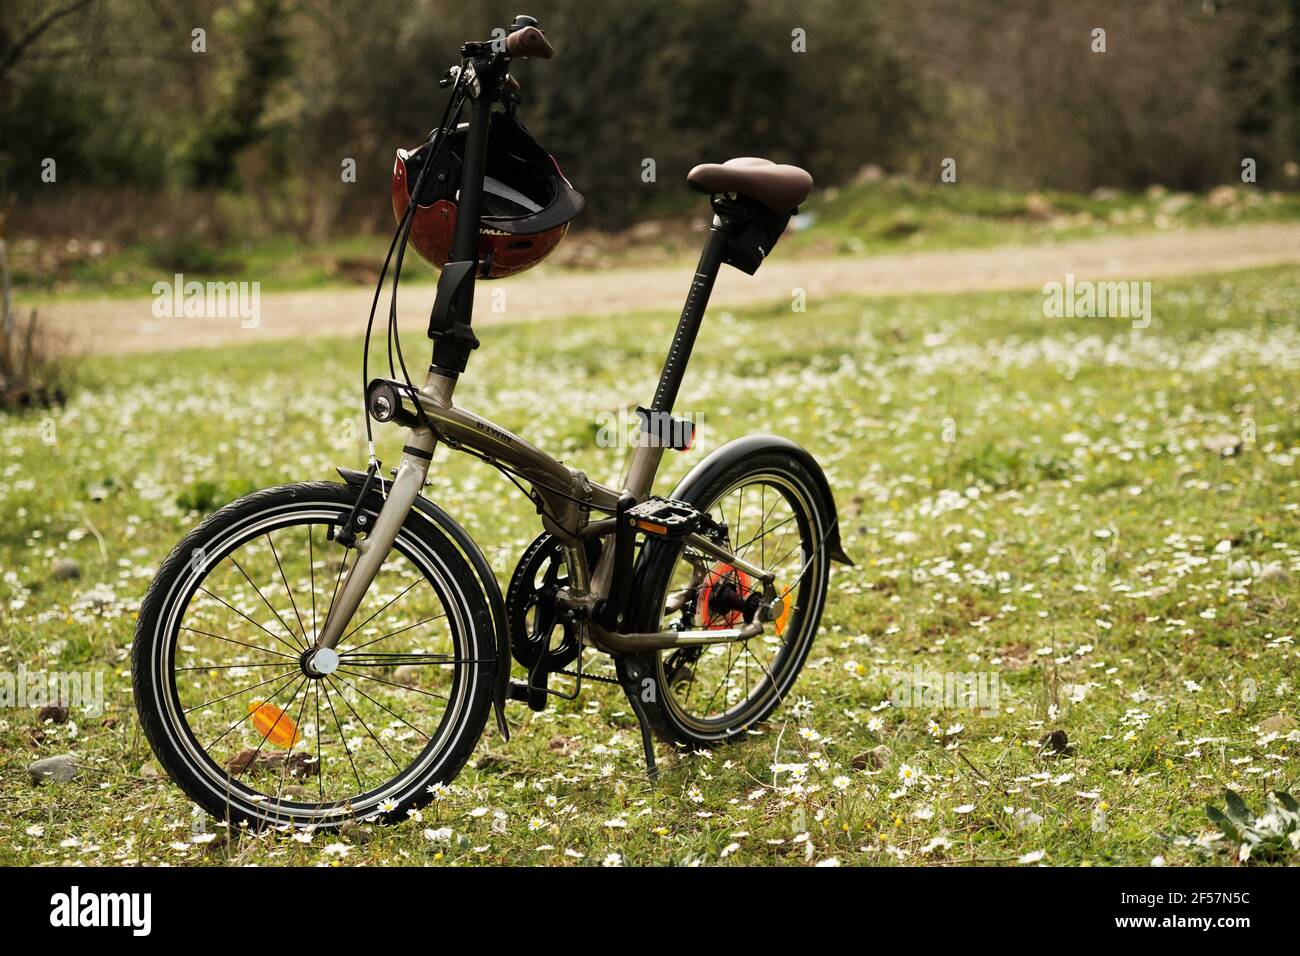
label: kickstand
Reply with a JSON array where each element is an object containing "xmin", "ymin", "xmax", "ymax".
[{"xmin": 620, "ymin": 661, "xmax": 659, "ymax": 781}]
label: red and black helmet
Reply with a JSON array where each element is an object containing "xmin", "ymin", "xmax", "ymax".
[{"xmin": 392, "ymin": 112, "xmax": 584, "ymax": 279}]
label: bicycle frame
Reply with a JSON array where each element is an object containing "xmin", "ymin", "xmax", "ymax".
[{"xmin": 311, "ymin": 51, "xmax": 775, "ymax": 665}]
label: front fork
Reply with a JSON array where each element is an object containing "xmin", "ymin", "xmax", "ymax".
[{"xmin": 308, "ymin": 373, "xmax": 451, "ymax": 669}]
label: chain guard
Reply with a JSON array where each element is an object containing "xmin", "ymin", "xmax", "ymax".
[{"xmin": 506, "ymin": 533, "xmax": 584, "ymax": 670}]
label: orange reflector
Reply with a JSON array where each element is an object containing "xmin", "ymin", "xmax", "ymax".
[
  {"xmin": 774, "ymin": 589, "xmax": 791, "ymax": 636},
  {"xmin": 248, "ymin": 700, "xmax": 301, "ymax": 748},
  {"xmin": 635, "ymin": 519, "xmax": 669, "ymax": 535}
]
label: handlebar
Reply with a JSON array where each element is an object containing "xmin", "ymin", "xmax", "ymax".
[
  {"xmin": 450, "ymin": 17, "xmax": 550, "ymax": 102},
  {"xmin": 504, "ymin": 25, "xmax": 552, "ymax": 59}
]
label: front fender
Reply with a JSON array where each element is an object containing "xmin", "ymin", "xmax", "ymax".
[{"xmin": 338, "ymin": 468, "xmax": 511, "ymax": 741}]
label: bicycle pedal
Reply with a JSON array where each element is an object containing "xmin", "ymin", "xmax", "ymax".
[
  {"xmin": 507, "ymin": 677, "xmax": 548, "ymax": 711},
  {"xmin": 625, "ymin": 497, "xmax": 700, "ymax": 539}
]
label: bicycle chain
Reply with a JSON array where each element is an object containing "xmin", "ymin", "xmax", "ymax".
[{"xmin": 555, "ymin": 668, "xmax": 621, "ymax": 686}]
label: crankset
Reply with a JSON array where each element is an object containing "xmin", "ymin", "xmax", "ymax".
[{"xmin": 506, "ymin": 533, "xmax": 589, "ymax": 671}]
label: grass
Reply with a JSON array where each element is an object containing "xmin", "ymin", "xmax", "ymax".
[
  {"xmin": 1, "ymin": 264, "xmax": 1297, "ymax": 866},
  {"xmin": 13, "ymin": 180, "xmax": 1300, "ymax": 300},
  {"xmin": 784, "ymin": 178, "xmax": 1300, "ymax": 257},
  {"xmin": 11, "ymin": 234, "xmax": 391, "ymax": 302}
]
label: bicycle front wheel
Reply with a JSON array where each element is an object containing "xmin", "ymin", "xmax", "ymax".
[{"xmin": 133, "ymin": 482, "xmax": 495, "ymax": 829}]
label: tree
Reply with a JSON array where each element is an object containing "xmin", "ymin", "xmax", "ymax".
[{"xmin": 183, "ymin": 0, "xmax": 293, "ymax": 189}]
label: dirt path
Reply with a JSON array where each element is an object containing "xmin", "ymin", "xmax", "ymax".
[{"xmin": 35, "ymin": 223, "xmax": 1300, "ymax": 355}]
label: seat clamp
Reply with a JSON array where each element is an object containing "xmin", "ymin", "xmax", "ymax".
[{"xmin": 636, "ymin": 406, "xmax": 696, "ymax": 451}]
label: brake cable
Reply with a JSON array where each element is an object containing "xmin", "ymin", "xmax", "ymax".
[
  {"xmin": 342, "ymin": 66, "xmax": 467, "ymax": 549},
  {"xmin": 356, "ymin": 58, "xmax": 591, "ymax": 530},
  {"xmin": 386, "ymin": 71, "xmax": 472, "ymax": 419},
  {"xmin": 359, "ymin": 63, "xmax": 468, "ymax": 471}
]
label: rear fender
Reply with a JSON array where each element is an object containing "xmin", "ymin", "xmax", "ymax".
[
  {"xmin": 671, "ymin": 434, "xmax": 852, "ymax": 565},
  {"xmin": 624, "ymin": 434, "xmax": 851, "ymax": 635}
]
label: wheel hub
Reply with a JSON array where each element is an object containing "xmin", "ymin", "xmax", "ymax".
[
  {"xmin": 697, "ymin": 563, "xmax": 758, "ymax": 627},
  {"xmin": 300, "ymin": 646, "xmax": 339, "ymax": 679}
]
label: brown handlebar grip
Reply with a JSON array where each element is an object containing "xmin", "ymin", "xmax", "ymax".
[{"xmin": 505, "ymin": 25, "xmax": 553, "ymax": 59}]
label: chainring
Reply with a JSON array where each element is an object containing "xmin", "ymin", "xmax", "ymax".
[{"xmin": 506, "ymin": 533, "xmax": 583, "ymax": 670}]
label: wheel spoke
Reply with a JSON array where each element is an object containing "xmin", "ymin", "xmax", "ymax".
[
  {"xmin": 341, "ymin": 614, "xmax": 446, "ymax": 656},
  {"xmin": 271, "ymin": 674, "xmax": 316, "ymax": 802},
  {"xmin": 320, "ymin": 676, "xmax": 363, "ymax": 790},
  {"xmin": 202, "ymin": 669, "xmax": 302, "ymax": 752},
  {"xmin": 308, "ymin": 524, "xmax": 318, "ymax": 641},
  {"xmin": 773, "ymin": 534, "xmax": 804, "ymax": 572},
  {"xmin": 779, "ymin": 549, "xmax": 819, "ymax": 599},
  {"xmin": 196, "ymin": 587, "xmax": 304, "ymax": 658},
  {"xmin": 339, "ymin": 652, "xmax": 490, "ymax": 667},
  {"xmin": 314, "ymin": 679, "xmax": 324, "ymax": 802},
  {"xmin": 335, "ymin": 667, "xmax": 450, "ymax": 702},
  {"xmin": 733, "ymin": 486, "xmax": 745, "ymax": 555},
  {"xmin": 231, "ymin": 555, "xmax": 305, "ymax": 650},
  {"xmin": 683, "ymin": 653, "xmax": 699, "ymax": 706},
  {"xmin": 179, "ymin": 625, "xmax": 300, "ymax": 661},
  {"xmin": 768, "ymin": 522, "xmax": 799, "ymax": 575},
  {"xmin": 702, "ymin": 643, "xmax": 738, "ymax": 716},
  {"xmin": 337, "ymin": 577, "xmax": 423, "ymax": 646},
  {"xmin": 745, "ymin": 637, "xmax": 751, "ymax": 699},
  {"xmin": 742, "ymin": 641, "xmax": 782, "ymax": 700},
  {"xmin": 326, "ymin": 675, "xmax": 402, "ymax": 771},
  {"xmin": 329, "ymin": 670, "xmax": 432, "ymax": 741},
  {"xmin": 736, "ymin": 511, "xmax": 792, "ymax": 561},
  {"xmin": 267, "ymin": 531, "xmax": 310, "ymax": 650},
  {"xmin": 184, "ymin": 668, "xmax": 299, "ymax": 716}
]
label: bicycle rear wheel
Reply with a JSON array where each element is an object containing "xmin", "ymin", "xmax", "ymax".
[
  {"xmin": 133, "ymin": 482, "xmax": 495, "ymax": 828},
  {"xmin": 626, "ymin": 450, "xmax": 832, "ymax": 748}
]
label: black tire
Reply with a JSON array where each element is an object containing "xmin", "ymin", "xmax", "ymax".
[
  {"xmin": 133, "ymin": 481, "xmax": 495, "ymax": 829},
  {"xmin": 623, "ymin": 450, "xmax": 832, "ymax": 749}
]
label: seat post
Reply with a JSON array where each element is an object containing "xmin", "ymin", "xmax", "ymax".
[{"xmin": 648, "ymin": 217, "xmax": 730, "ymax": 414}]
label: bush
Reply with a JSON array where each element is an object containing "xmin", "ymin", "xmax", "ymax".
[
  {"xmin": 1, "ymin": 306, "xmax": 69, "ymax": 410},
  {"xmin": 0, "ymin": 236, "xmax": 69, "ymax": 410},
  {"xmin": 176, "ymin": 478, "xmax": 260, "ymax": 514}
]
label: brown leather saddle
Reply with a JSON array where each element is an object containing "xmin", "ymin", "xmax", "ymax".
[{"xmin": 686, "ymin": 157, "xmax": 813, "ymax": 212}]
